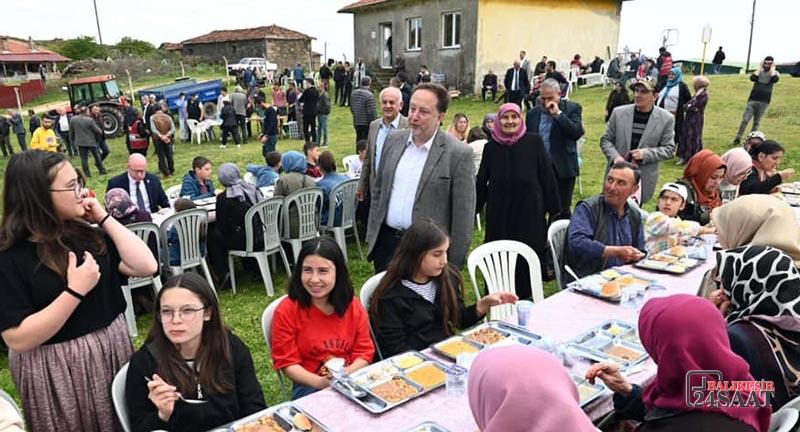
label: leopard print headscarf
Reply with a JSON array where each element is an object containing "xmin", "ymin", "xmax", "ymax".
[{"xmin": 718, "ymin": 244, "xmax": 800, "ymax": 396}]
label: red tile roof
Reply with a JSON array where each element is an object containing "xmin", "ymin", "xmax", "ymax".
[
  {"xmin": 181, "ymin": 25, "xmax": 314, "ymax": 45},
  {"xmin": 0, "ymin": 36, "xmax": 71, "ymax": 63},
  {"xmin": 338, "ymin": 0, "xmax": 392, "ymax": 13},
  {"xmin": 159, "ymin": 42, "xmax": 184, "ymax": 51}
]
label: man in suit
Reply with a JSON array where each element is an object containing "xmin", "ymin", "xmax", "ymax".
[
  {"xmin": 503, "ymin": 60, "xmax": 529, "ymax": 107},
  {"xmin": 600, "ymin": 77, "xmax": 676, "ymax": 204},
  {"xmin": 358, "ymin": 86, "xmax": 409, "ymax": 202},
  {"xmin": 481, "ymin": 70, "xmax": 498, "ymax": 102},
  {"xmin": 397, "ymin": 72, "xmax": 412, "ymax": 117},
  {"xmin": 526, "ymin": 78, "xmax": 584, "ymax": 218},
  {"xmin": 366, "ymin": 83, "xmax": 476, "ymax": 272},
  {"xmin": 107, "ymin": 153, "xmax": 170, "ymax": 213}
]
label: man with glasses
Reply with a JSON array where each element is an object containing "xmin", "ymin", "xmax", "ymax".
[
  {"xmin": 69, "ymin": 106, "xmax": 107, "ymax": 177},
  {"xmin": 732, "ymin": 56, "xmax": 780, "ymax": 146},
  {"xmin": 107, "ymin": 153, "xmax": 170, "ymax": 213},
  {"xmin": 600, "ymin": 77, "xmax": 676, "ymax": 204}
]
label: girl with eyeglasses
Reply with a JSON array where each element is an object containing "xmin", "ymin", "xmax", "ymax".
[
  {"xmin": 126, "ymin": 272, "xmax": 265, "ymax": 432},
  {"xmin": 0, "ymin": 151, "xmax": 158, "ymax": 431}
]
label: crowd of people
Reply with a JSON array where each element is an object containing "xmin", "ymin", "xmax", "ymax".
[{"xmin": 0, "ymin": 43, "xmax": 796, "ymax": 432}]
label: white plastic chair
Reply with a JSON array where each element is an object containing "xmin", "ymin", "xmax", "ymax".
[
  {"xmin": 576, "ymin": 136, "xmax": 585, "ymax": 195},
  {"xmin": 243, "ymin": 171, "xmax": 258, "ymax": 187},
  {"xmin": 467, "ymin": 240, "xmax": 543, "ymax": 321},
  {"xmin": 165, "ymin": 185, "xmax": 181, "ymax": 202},
  {"xmin": 547, "ymin": 220, "xmax": 570, "ymax": 291},
  {"xmin": 280, "ymin": 187, "xmax": 323, "ymax": 263},
  {"xmin": 158, "ymin": 209, "xmax": 216, "ymax": 294},
  {"xmin": 228, "ymin": 197, "xmax": 291, "ymax": 296},
  {"xmin": 769, "ymin": 408, "xmax": 799, "ymax": 432},
  {"xmin": 121, "ymin": 222, "xmax": 163, "ymax": 337},
  {"xmin": 342, "ymin": 155, "xmax": 361, "ymax": 177},
  {"xmin": 261, "ymin": 295, "xmax": 291, "ymax": 401},
  {"xmin": 187, "ymin": 119, "xmax": 209, "ymax": 144},
  {"xmin": 111, "ymin": 363, "xmax": 131, "ymax": 432},
  {"xmin": 359, "ymin": 271, "xmax": 387, "ymax": 360},
  {"xmin": 322, "ymin": 179, "xmax": 363, "ymax": 262},
  {"xmin": 600, "ymin": 63, "xmax": 609, "ymax": 88},
  {"xmin": 0, "ymin": 388, "xmax": 22, "ymax": 429}
]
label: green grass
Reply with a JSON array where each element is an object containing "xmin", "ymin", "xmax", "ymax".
[{"xmin": 1, "ymin": 74, "xmax": 799, "ymax": 408}]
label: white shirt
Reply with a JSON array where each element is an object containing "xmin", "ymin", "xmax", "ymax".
[
  {"xmin": 386, "ymin": 132, "xmax": 435, "ymax": 230},
  {"xmin": 59, "ymin": 114, "xmax": 69, "ymax": 131},
  {"xmin": 129, "ymin": 174, "xmax": 151, "ymax": 213},
  {"xmin": 659, "ymin": 85, "xmax": 680, "ymax": 113},
  {"xmin": 375, "ymin": 115, "xmax": 401, "ymax": 171},
  {"xmin": 512, "ymin": 69, "xmax": 519, "ymax": 91}
]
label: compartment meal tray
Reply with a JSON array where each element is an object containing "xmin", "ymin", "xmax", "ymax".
[{"xmin": 227, "ymin": 402, "xmax": 330, "ymax": 432}]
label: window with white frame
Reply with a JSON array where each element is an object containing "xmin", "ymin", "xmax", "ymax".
[
  {"xmin": 442, "ymin": 11, "xmax": 460, "ymax": 48},
  {"xmin": 407, "ymin": 17, "xmax": 422, "ymax": 50}
]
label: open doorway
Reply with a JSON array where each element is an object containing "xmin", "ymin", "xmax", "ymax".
[{"xmin": 379, "ymin": 23, "xmax": 393, "ymax": 69}]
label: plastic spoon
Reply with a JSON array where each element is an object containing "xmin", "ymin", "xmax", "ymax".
[{"xmin": 144, "ymin": 376, "xmax": 209, "ymax": 404}]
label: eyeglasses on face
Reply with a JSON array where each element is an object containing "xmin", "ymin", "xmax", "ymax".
[
  {"xmin": 50, "ymin": 180, "xmax": 86, "ymax": 198},
  {"xmin": 158, "ymin": 306, "xmax": 206, "ymax": 323}
]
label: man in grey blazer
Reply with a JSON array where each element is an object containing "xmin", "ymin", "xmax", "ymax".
[
  {"xmin": 600, "ymin": 77, "xmax": 676, "ymax": 204},
  {"xmin": 366, "ymin": 83, "xmax": 476, "ymax": 272}
]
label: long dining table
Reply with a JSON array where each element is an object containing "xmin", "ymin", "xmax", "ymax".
[{"xmin": 284, "ymin": 257, "xmax": 716, "ymax": 432}]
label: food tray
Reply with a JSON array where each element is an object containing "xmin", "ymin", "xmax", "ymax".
[
  {"xmin": 571, "ymin": 375, "xmax": 607, "ymax": 407},
  {"xmin": 228, "ymin": 402, "xmax": 329, "ymax": 432},
  {"xmin": 402, "ymin": 421, "xmax": 453, "ymax": 432},
  {"xmin": 331, "ymin": 351, "xmax": 449, "ymax": 414},
  {"xmin": 430, "ymin": 336, "xmax": 481, "ymax": 361},
  {"xmin": 635, "ymin": 255, "xmax": 701, "ymax": 274},
  {"xmin": 569, "ymin": 321, "xmax": 648, "ymax": 367},
  {"xmin": 431, "ymin": 321, "xmax": 543, "ymax": 360},
  {"xmin": 567, "ymin": 269, "xmax": 655, "ymax": 303}
]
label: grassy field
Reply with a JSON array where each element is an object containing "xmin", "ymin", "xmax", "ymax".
[{"xmin": 1, "ymin": 73, "xmax": 798, "ymax": 408}]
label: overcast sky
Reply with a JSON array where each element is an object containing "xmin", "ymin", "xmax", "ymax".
[{"xmin": 3, "ymin": 0, "xmax": 796, "ymax": 66}]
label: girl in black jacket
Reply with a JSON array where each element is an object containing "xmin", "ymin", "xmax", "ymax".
[
  {"xmin": 125, "ymin": 273, "xmax": 265, "ymax": 432},
  {"xmin": 369, "ymin": 219, "xmax": 517, "ymax": 358}
]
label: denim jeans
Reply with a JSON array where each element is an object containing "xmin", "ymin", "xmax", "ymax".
[
  {"xmin": 317, "ymin": 115, "xmax": 329, "ymax": 146},
  {"xmin": 262, "ymin": 135, "xmax": 278, "ymax": 158},
  {"xmin": 98, "ymin": 137, "xmax": 110, "ymax": 160},
  {"xmin": 736, "ymin": 100, "xmax": 769, "ymax": 139},
  {"xmin": 291, "ymin": 382, "xmax": 319, "ymax": 400}
]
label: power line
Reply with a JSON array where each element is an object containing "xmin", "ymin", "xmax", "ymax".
[{"xmin": 93, "ymin": 0, "xmax": 103, "ymax": 45}]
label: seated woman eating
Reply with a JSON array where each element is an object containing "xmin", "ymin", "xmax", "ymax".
[
  {"xmin": 677, "ymin": 149, "xmax": 726, "ymax": 225},
  {"xmin": 126, "ymin": 273, "xmax": 265, "ymax": 432},
  {"xmin": 271, "ymin": 237, "xmax": 374, "ymax": 400},
  {"xmin": 739, "ymin": 140, "xmax": 795, "ymax": 195},
  {"xmin": 586, "ymin": 294, "xmax": 771, "ymax": 432},
  {"xmin": 370, "ymin": 219, "xmax": 518, "ymax": 358}
]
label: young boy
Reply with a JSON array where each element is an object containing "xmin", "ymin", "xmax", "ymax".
[
  {"xmin": 246, "ymin": 150, "xmax": 282, "ymax": 187},
  {"xmin": 644, "ymin": 183, "xmax": 714, "ymax": 254},
  {"xmin": 347, "ymin": 139, "xmax": 367, "ymax": 178},
  {"xmin": 303, "ymin": 141, "xmax": 322, "ymax": 178}
]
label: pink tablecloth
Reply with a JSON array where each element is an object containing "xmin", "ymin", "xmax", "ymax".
[{"xmin": 293, "ymin": 259, "xmax": 716, "ymax": 431}]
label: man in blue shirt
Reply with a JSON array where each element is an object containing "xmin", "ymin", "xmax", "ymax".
[
  {"xmin": 566, "ymin": 161, "xmax": 645, "ymax": 280},
  {"xmin": 246, "ymin": 151, "xmax": 281, "ymax": 188}
]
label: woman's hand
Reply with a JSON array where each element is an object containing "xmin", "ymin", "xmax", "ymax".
[
  {"xmin": 780, "ymin": 169, "xmax": 796, "ymax": 182},
  {"xmin": 698, "ymin": 225, "xmax": 716, "ymax": 235},
  {"xmin": 81, "ymin": 197, "xmax": 108, "ymax": 225},
  {"xmin": 708, "ymin": 289, "xmax": 731, "ymax": 315},
  {"xmin": 147, "ymin": 374, "xmax": 179, "ymax": 422},
  {"xmin": 67, "ymin": 251, "xmax": 100, "ymax": 296},
  {"xmin": 314, "ymin": 374, "xmax": 332, "ymax": 390},
  {"xmin": 585, "ymin": 362, "xmax": 633, "ymax": 396},
  {"xmin": 476, "ymin": 292, "xmax": 518, "ymax": 316}
]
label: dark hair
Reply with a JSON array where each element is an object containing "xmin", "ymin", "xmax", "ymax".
[
  {"xmin": 610, "ymin": 161, "xmax": 641, "ymax": 184},
  {"xmin": 318, "ymin": 151, "xmax": 337, "ymax": 173},
  {"xmin": 265, "ymin": 151, "xmax": 281, "ymax": 167},
  {"xmin": 659, "ymin": 47, "xmax": 666, "ymax": 53},
  {"xmin": 303, "ymin": 141, "xmax": 319, "ymax": 156},
  {"xmin": 305, "ymin": 78, "xmax": 314, "ymax": 86},
  {"xmin": 370, "ymin": 219, "xmax": 462, "ymax": 336},
  {"xmin": 413, "ymin": 83, "xmax": 450, "ymax": 113},
  {"xmin": 546, "ymin": 60, "xmax": 557, "ymax": 69},
  {"xmin": 764, "ymin": 56, "xmax": 774, "ymax": 62},
  {"xmin": 0, "ymin": 151, "xmax": 106, "ymax": 278},
  {"xmin": 397, "ymin": 72, "xmax": 408, "ymax": 83},
  {"xmin": 466, "ymin": 126, "xmax": 487, "ymax": 143},
  {"xmin": 173, "ymin": 198, "xmax": 197, "ymax": 212},
  {"xmin": 192, "ymin": 156, "xmax": 211, "ymax": 170},
  {"xmin": 146, "ymin": 273, "xmax": 233, "ymax": 397},
  {"xmin": 220, "ymin": 86, "xmax": 227, "ymax": 92},
  {"xmin": 749, "ymin": 139, "xmax": 784, "ymax": 159},
  {"xmin": 356, "ymin": 139, "xmax": 368, "ymax": 153},
  {"xmin": 287, "ymin": 237, "xmax": 354, "ymax": 317},
  {"xmin": 178, "ymin": 92, "xmax": 185, "ymax": 97}
]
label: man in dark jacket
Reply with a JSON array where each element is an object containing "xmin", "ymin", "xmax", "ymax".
[
  {"xmin": 397, "ymin": 72, "xmax": 412, "ymax": 117},
  {"xmin": 319, "ymin": 59, "xmax": 333, "ymax": 91},
  {"xmin": 299, "ymin": 78, "xmax": 319, "ymax": 143},
  {"xmin": 503, "ymin": 60, "xmax": 530, "ymax": 107},
  {"xmin": 259, "ymin": 101, "xmax": 279, "ymax": 156},
  {"xmin": 70, "ymin": 107, "xmax": 106, "ymax": 177},
  {"xmin": 187, "ymin": 93, "xmax": 202, "ymax": 122},
  {"xmin": 107, "ymin": 153, "xmax": 170, "ymax": 213},
  {"xmin": 28, "ymin": 110, "xmax": 40, "ymax": 134},
  {"xmin": 90, "ymin": 105, "xmax": 110, "ymax": 160},
  {"xmin": 712, "ymin": 47, "xmax": 726, "ymax": 74},
  {"xmin": 0, "ymin": 113, "xmax": 12, "ymax": 157},
  {"xmin": 733, "ymin": 56, "xmax": 779, "ymax": 146},
  {"xmin": 350, "ymin": 76, "xmax": 377, "ymax": 145},
  {"xmin": 526, "ymin": 78, "xmax": 585, "ymax": 219},
  {"xmin": 7, "ymin": 109, "xmax": 26, "ymax": 151},
  {"xmin": 482, "ymin": 70, "xmax": 498, "ymax": 101},
  {"xmin": 333, "ymin": 61, "xmax": 346, "ymax": 105}
]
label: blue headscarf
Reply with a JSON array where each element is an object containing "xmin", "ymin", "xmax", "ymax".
[
  {"xmin": 281, "ymin": 151, "xmax": 308, "ymax": 174},
  {"xmin": 660, "ymin": 66, "xmax": 683, "ymax": 96}
]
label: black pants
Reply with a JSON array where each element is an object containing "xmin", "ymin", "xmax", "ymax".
[
  {"xmin": 506, "ymin": 90, "xmax": 523, "ymax": 107},
  {"xmin": 154, "ymin": 140, "xmax": 174, "ymax": 176},
  {"xmin": 15, "ymin": 133, "xmax": 26, "ymax": 151},
  {"xmin": 372, "ymin": 225, "xmax": 404, "ymax": 273},
  {"xmin": 221, "ymin": 126, "xmax": 240, "ymax": 146},
  {"xmin": 481, "ymin": 86, "xmax": 497, "ymax": 101},
  {"xmin": 79, "ymin": 146, "xmax": 105, "ymax": 176},
  {"xmin": 236, "ymin": 115, "xmax": 248, "ymax": 142},
  {"xmin": 335, "ymin": 81, "xmax": 344, "ymax": 104},
  {"xmin": 555, "ymin": 176, "xmax": 577, "ymax": 219},
  {"xmin": 98, "ymin": 137, "xmax": 110, "ymax": 161},
  {"xmin": 303, "ymin": 114, "xmax": 317, "ymax": 142},
  {"xmin": 341, "ymin": 85, "xmax": 352, "ymax": 106},
  {"xmin": 0, "ymin": 135, "xmax": 13, "ymax": 156},
  {"xmin": 59, "ymin": 131, "xmax": 76, "ymax": 157},
  {"xmin": 355, "ymin": 124, "xmax": 369, "ymax": 150}
]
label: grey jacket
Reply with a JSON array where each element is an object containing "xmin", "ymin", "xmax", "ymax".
[
  {"xmin": 358, "ymin": 115, "xmax": 409, "ymax": 197},
  {"xmin": 69, "ymin": 115, "xmax": 102, "ymax": 148},
  {"xmin": 600, "ymin": 104, "xmax": 675, "ymax": 203},
  {"xmin": 9, "ymin": 113, "xmax": 25, "ymax": 135},
  {"xmin": 366, "ymin": 129, "xmax": 476, "ymax": 268},
  {"xmin": 230, "ymin": 91, "xmax": 248, "ymax": 116},
  {"xmin": 350, "ymin": 87, "xmax": 377, "ymax": 126}
]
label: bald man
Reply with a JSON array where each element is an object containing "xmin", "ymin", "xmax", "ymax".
[
  {"xmin": 107, "ymin": 154, "xmax": 170, "ymax": 213},
  {"xmin": 357, "ymin": 86, "xmax": 409, "ymax": 201},
  {"xmin": 504, "ymin": 59, "xmax": 530, "ymax": 107}
]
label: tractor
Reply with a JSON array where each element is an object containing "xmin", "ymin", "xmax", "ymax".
[{"xmin": 65, "ymin": 74, "xmax": 126, "ymax": 137}]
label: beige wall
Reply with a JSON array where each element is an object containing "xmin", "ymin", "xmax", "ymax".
[{"xmin": 475, "ymin": 0, "xmax": 622, "ymax": 92}]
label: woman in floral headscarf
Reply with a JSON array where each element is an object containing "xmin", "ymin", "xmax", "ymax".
[
  {"xmin": 104, "ymin": 188, "xmax": 151, "ymax": 225},
  {"xmin": 657, "ymin": 66, "xmax": 691, "ymax": 158},
  {"xmin": 475, "ymin": 103, "xmax": 561, "ymax": 299}
]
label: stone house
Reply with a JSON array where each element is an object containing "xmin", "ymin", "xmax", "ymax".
[
  {"xmin": 339, "ymin": 0, "xmax": 626, "ymax": 93},
  {"xmin": 180, "ymin": 24, "xmax": 320, "ymax": 71}
]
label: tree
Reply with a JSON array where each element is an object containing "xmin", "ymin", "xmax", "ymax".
[
  {"xmin": 56, "ymin": 36, "xmax": 107, "ymax": 60},
  {"xmin": 116, "ymin": 37, "xmax": 155, "ymax": 56}
]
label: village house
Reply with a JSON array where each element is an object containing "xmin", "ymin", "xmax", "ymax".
[
  {"xmin": 0, "ymin": 36, "xmax": 70, "ymax": 80},
  {"xmin": 339, "ymin": 0, "xmax": 626, "ymax": 93}
]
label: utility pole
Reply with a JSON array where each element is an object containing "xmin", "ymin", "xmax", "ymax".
[
  {"xmin": 93, "ymin": 0, "xmax": 103, "ymax": 45},
  {"xmin": 745, "ymin": 0, "xmax": 756, "ymax": 73}
]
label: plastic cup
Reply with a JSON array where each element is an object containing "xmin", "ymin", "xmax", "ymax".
[
  {"xmin": 516, "ymin": 301, "xmax": 534, "ymax": 327},
  {"xmin": 445, "ymin": 364, "xmax": 468, "ymax": 397},
  {"xmin": 620, "ymin": 285, "xmax": 639, "ymax": 309},
  {"xmin": 701, "ymin": 234, "xmax": 717, "ymax": 258}
]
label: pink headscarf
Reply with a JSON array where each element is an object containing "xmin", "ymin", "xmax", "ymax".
[
  {"xmin": 468, "ymin": 345, "xmax": 596, "ymax": 432},
  {"xmin": 490, "ymin": 103, "xmax": 527, "ymax": 146},
  {"xmin": 721, "ymin": 148, "xmax": 754, "ymax": 185},
  {"xmin": 639, "ymin": 295, "xmax": 771, "ymax": 432}
]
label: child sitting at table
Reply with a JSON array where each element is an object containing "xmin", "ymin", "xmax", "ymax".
[
  {"xmin": 167, "ymin": 199, "xmax": 205, "ymax": 266},
  {"xmin": 645, "ymin": 183, "xmax": 714, "ymax": 255},
  {"xmin": 125, "ymin": 273, "xmax": 266, "ymax": 432},
  {"xmin": 246, "ymin": 150, "xmax": 281, "ymax": 188},
  {"xmin": 369, "ymin": 219, "xmax": 518, "ymax": 358},
  {"xmin": 271, "ymin": 237, "xmax": 375, "ymax": 400}
]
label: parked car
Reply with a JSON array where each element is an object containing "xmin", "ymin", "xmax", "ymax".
[{"xmin": 227, "ymin": 57, "xmax": 278, "ymax": 74}]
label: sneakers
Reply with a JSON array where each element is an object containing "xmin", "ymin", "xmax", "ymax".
[{"xmin": 219, "ymin": 144, "xmax": 227, "ymax": 149}]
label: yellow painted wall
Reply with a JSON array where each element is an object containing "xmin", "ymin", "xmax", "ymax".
[{"xmin": 475, "ymin": 0, "xmax": 622, "ymax": 92}]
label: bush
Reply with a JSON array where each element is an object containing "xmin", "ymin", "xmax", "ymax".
[
  {"xmin": 116, "ymin": 37, "xmax": 156, "ymax": 57},
  {"xmin": 55, "ymin": 36, "xmax": 107, "ymax": 60}
]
